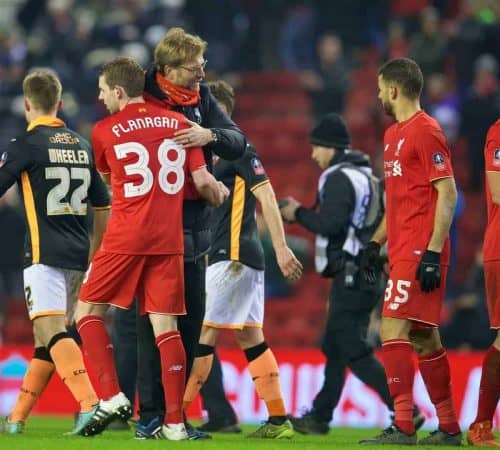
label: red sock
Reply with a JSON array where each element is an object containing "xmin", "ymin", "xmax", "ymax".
[
  {"xmin": 156, "ymin": 331, "xmax": 186, "ymax": 424},
  {"xmin": 418, "ymin": 348, "xmax": 460, "ymax": 435},
  {"xmin": 382, "ymin": 339, "xmax": 415, "ymax": 435},
  {"xmin": 77, "ymin": 315, "xmax": 120, "ymax": 399},
  {"xmin": 474, "ymin": 345, "xmax": 500, "ymax": 423}
]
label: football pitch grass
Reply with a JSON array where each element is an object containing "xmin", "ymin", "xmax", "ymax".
[{"xmin": 0, "ymin": 416, "xmax": 484, "ymax": 450}]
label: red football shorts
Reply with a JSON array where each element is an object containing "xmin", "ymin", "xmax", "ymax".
[
  {"xmin": 484, "ymin": 261, "xmax": 500, "ymax": 329},
  {"xmin": 79, "ymin": 250, "xmax": 186, "ymax": 316},
  {"xmin": 382, "ymin": 260, "xmax": 448, "ymax": 326}
]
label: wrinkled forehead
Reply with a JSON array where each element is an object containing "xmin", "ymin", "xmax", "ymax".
[{"xmin": 183, "ymin": 52, "xmax": 205, "ymax": 66}]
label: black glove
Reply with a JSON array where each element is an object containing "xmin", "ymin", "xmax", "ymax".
[
  {"xmin": 416, "ymin": 250, "xmax": 441, "ymax": 292},
  {"xmin": 359, "ymin": 241, "xmax": 381, "ymax": 284}
]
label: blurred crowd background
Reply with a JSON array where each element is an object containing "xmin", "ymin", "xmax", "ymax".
[{"xmin": 0, "ymin": 0, "xmax": 499, "ymax": 351}]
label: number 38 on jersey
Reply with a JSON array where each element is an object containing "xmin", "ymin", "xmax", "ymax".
[{"xmin": 114, "ymin": 139, "xmax": 186, "ymax": 198}]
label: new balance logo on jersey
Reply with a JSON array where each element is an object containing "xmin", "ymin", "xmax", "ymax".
[{"xmin": 168, "ymin": 365, "xmax": 184, "ymax": 372}]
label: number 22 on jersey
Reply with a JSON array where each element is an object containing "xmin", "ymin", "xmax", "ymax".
[{"xmin": 114, "ymin": 139, "xmax": 186, "ymax": 198}]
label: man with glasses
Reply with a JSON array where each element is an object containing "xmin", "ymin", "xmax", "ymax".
[{"xmin": 110, "ymin": 27, "xmax": 247, "ymax": 439}]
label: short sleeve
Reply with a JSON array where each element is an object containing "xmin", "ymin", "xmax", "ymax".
[
  {"xmin": 187, "ymin": 147, "xmax": 206, "ymax": 173},
  {"xmin": 0, "ymin": 139, "xmax": 31, "ymax": 195},
  {"xmin": 234, "ymin": 146, "xmax": 269, "ymax": 191},
  {"xmin": 91, "ymin": 123, "xmax": 110, "ymax": 174},
  {"xmin": 88, "ymin": 165, "xmax": 111, "ymax": 209},
  {"xmin": 484, "ymin": 123, "xmax": 500, "ymax": 173},
  {"xmin": 416, "ymin": 126, "xmax": 454, "ymax": 182}
]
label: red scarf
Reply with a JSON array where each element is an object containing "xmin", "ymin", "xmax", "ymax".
[{"xmin": 155, "ymin": 72, "xmax": 200, "ymax": 107}]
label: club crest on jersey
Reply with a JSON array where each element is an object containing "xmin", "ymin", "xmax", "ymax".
[
  {"xmin": 251, "ymin": 157, "xmax": 265, "ymax": 175},
  {"xmin": 433, "ymin": 152, "xmax": 446, "ymax": 171},
  {"xmin": 395, "ymin": 138, "xmax": 405, "ymax": 156},
  {"xmin": 0, "ymin": 151, "xmax": 7, "ymax": 169},
  {"xmin": 212, "ymin": 155, "xmax": 220, "ymax": 165},
  {"xmin": 494, "ymin": 149, "xmax": 500, "ymax": 167}
]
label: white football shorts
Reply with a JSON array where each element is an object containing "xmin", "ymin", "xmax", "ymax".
[
  {"xmin": 23, "ymin": 264, "xmax": 84, "ymax": 320},
  {"xmin": 204, "ymin": 260, "xmax": 264, "ymax": 329}
]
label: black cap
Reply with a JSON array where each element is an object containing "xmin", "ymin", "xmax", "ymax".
[{"xmin": 310, "ymin": 113, "xmax": 351, "ymax": 149}]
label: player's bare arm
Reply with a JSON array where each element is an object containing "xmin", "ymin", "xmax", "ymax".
[
  {"xmin": 191, "ymin": 166, "xmax": 229, "ymax": 206},
  {"xmin": 89, "ymin": 208, "xmax": 110, "ymax": 261},
  {"xmin": 486, "ymin": 171, "xmax": 500, "ymax": 205},
  {"xmin": 252, "ymin": 182, "xmax": 303, "ymax": 281},
  {"xmin": 427, "ymin": 177, "xmax": 457, "ymax": 252}
]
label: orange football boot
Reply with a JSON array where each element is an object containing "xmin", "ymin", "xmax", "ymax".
[{"xmin": 467, "ymin": 421, "xmax": 500, "ymax": 447}]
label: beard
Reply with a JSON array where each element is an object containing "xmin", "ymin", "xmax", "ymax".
[{"xmin": 382, "ymin": 99, "xmax": 395, "ymax": 117}]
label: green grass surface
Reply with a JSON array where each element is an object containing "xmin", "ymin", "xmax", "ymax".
[{"xmin": 0, "ymin": 416, "xmax": 480, "ymax": 450}]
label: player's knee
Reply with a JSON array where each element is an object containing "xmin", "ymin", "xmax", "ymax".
[
  {"xmin": 379, "ymin": 317, "xmax": 411, "ymax": 342},
  {"xmin": 73, "ymin": 299, "xmax": 106, "ymax": 323},
  {"xmin": 409, "ymin": 328, "xmax": 441, "ymax": 355},
  {"xmin": 237, "ymin": 327, "xmax": 264, "ymax": 349},
  {"xmin": 33, "ymin": 316, "xmax": 67, "ymax": 347}
]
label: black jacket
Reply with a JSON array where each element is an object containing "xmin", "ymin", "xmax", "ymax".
[
  {"xmin": 144, "ymin": 66, "xmax": 247, "ymax": 260},
  {"xmin": 296, "ymin": 149, "xmax": 371, "ymax": 258}
]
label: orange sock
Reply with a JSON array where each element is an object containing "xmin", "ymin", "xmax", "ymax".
[
  {"xmin": 247, "ymin": 348, "xmax": 286, "ymax": 417},
  {"xmin": 48, "ymin": 334, "xmax": 98, "ymax": 412},
  {"xmin": 10, "ymin": 354, "xmax": 55, "ymax": 423},
  {"xmin": 183, "ymin": 354, "xmax": 214, "ymax": 411}
]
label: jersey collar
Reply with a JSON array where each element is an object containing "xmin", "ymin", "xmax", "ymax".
[{"xmin": 27, "ymin": 116, "xmax": 66, "ymax": 132}]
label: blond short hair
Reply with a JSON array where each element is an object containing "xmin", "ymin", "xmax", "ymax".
[
  {"xmin": 154, "ymin": 27, "xmax": 207, "ymax": 74},
  {"xmin": 23, "ymin": 70, "xmax": 62, "ymax": 112}
]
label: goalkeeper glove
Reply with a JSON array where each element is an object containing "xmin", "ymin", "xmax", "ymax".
[{"xmin": 416, "ymin": 250, "xmax": 441, "ymax": 292}]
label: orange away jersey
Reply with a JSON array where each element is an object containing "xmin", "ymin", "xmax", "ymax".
[
  {"xmin": 92, "ymin": 102, "xmax": 205, "ymax": 255},
  {"xmin": 383, "ymin": 111, "xmax": 454, "ymax": 265},
  {"xmin": 483, "ymin": 119, "xmax": 500, "ymax": 262}
]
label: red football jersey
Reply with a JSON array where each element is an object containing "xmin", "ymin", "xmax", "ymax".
[
  {"xmin": 483, "ymin": 119, "xmax": 500, "ymax": 262},
  {"xmin": 383, "ymin": 110, "xmax": 454, "ymax": 265},
  {"xmin": 92, "ymin": 102, "xmax": 206, "ymax": 254}
]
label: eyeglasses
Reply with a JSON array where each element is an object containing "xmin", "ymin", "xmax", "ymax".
[{"xmin": 179, "ymin": 60, "xmax": 208, "ymax": 74}]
